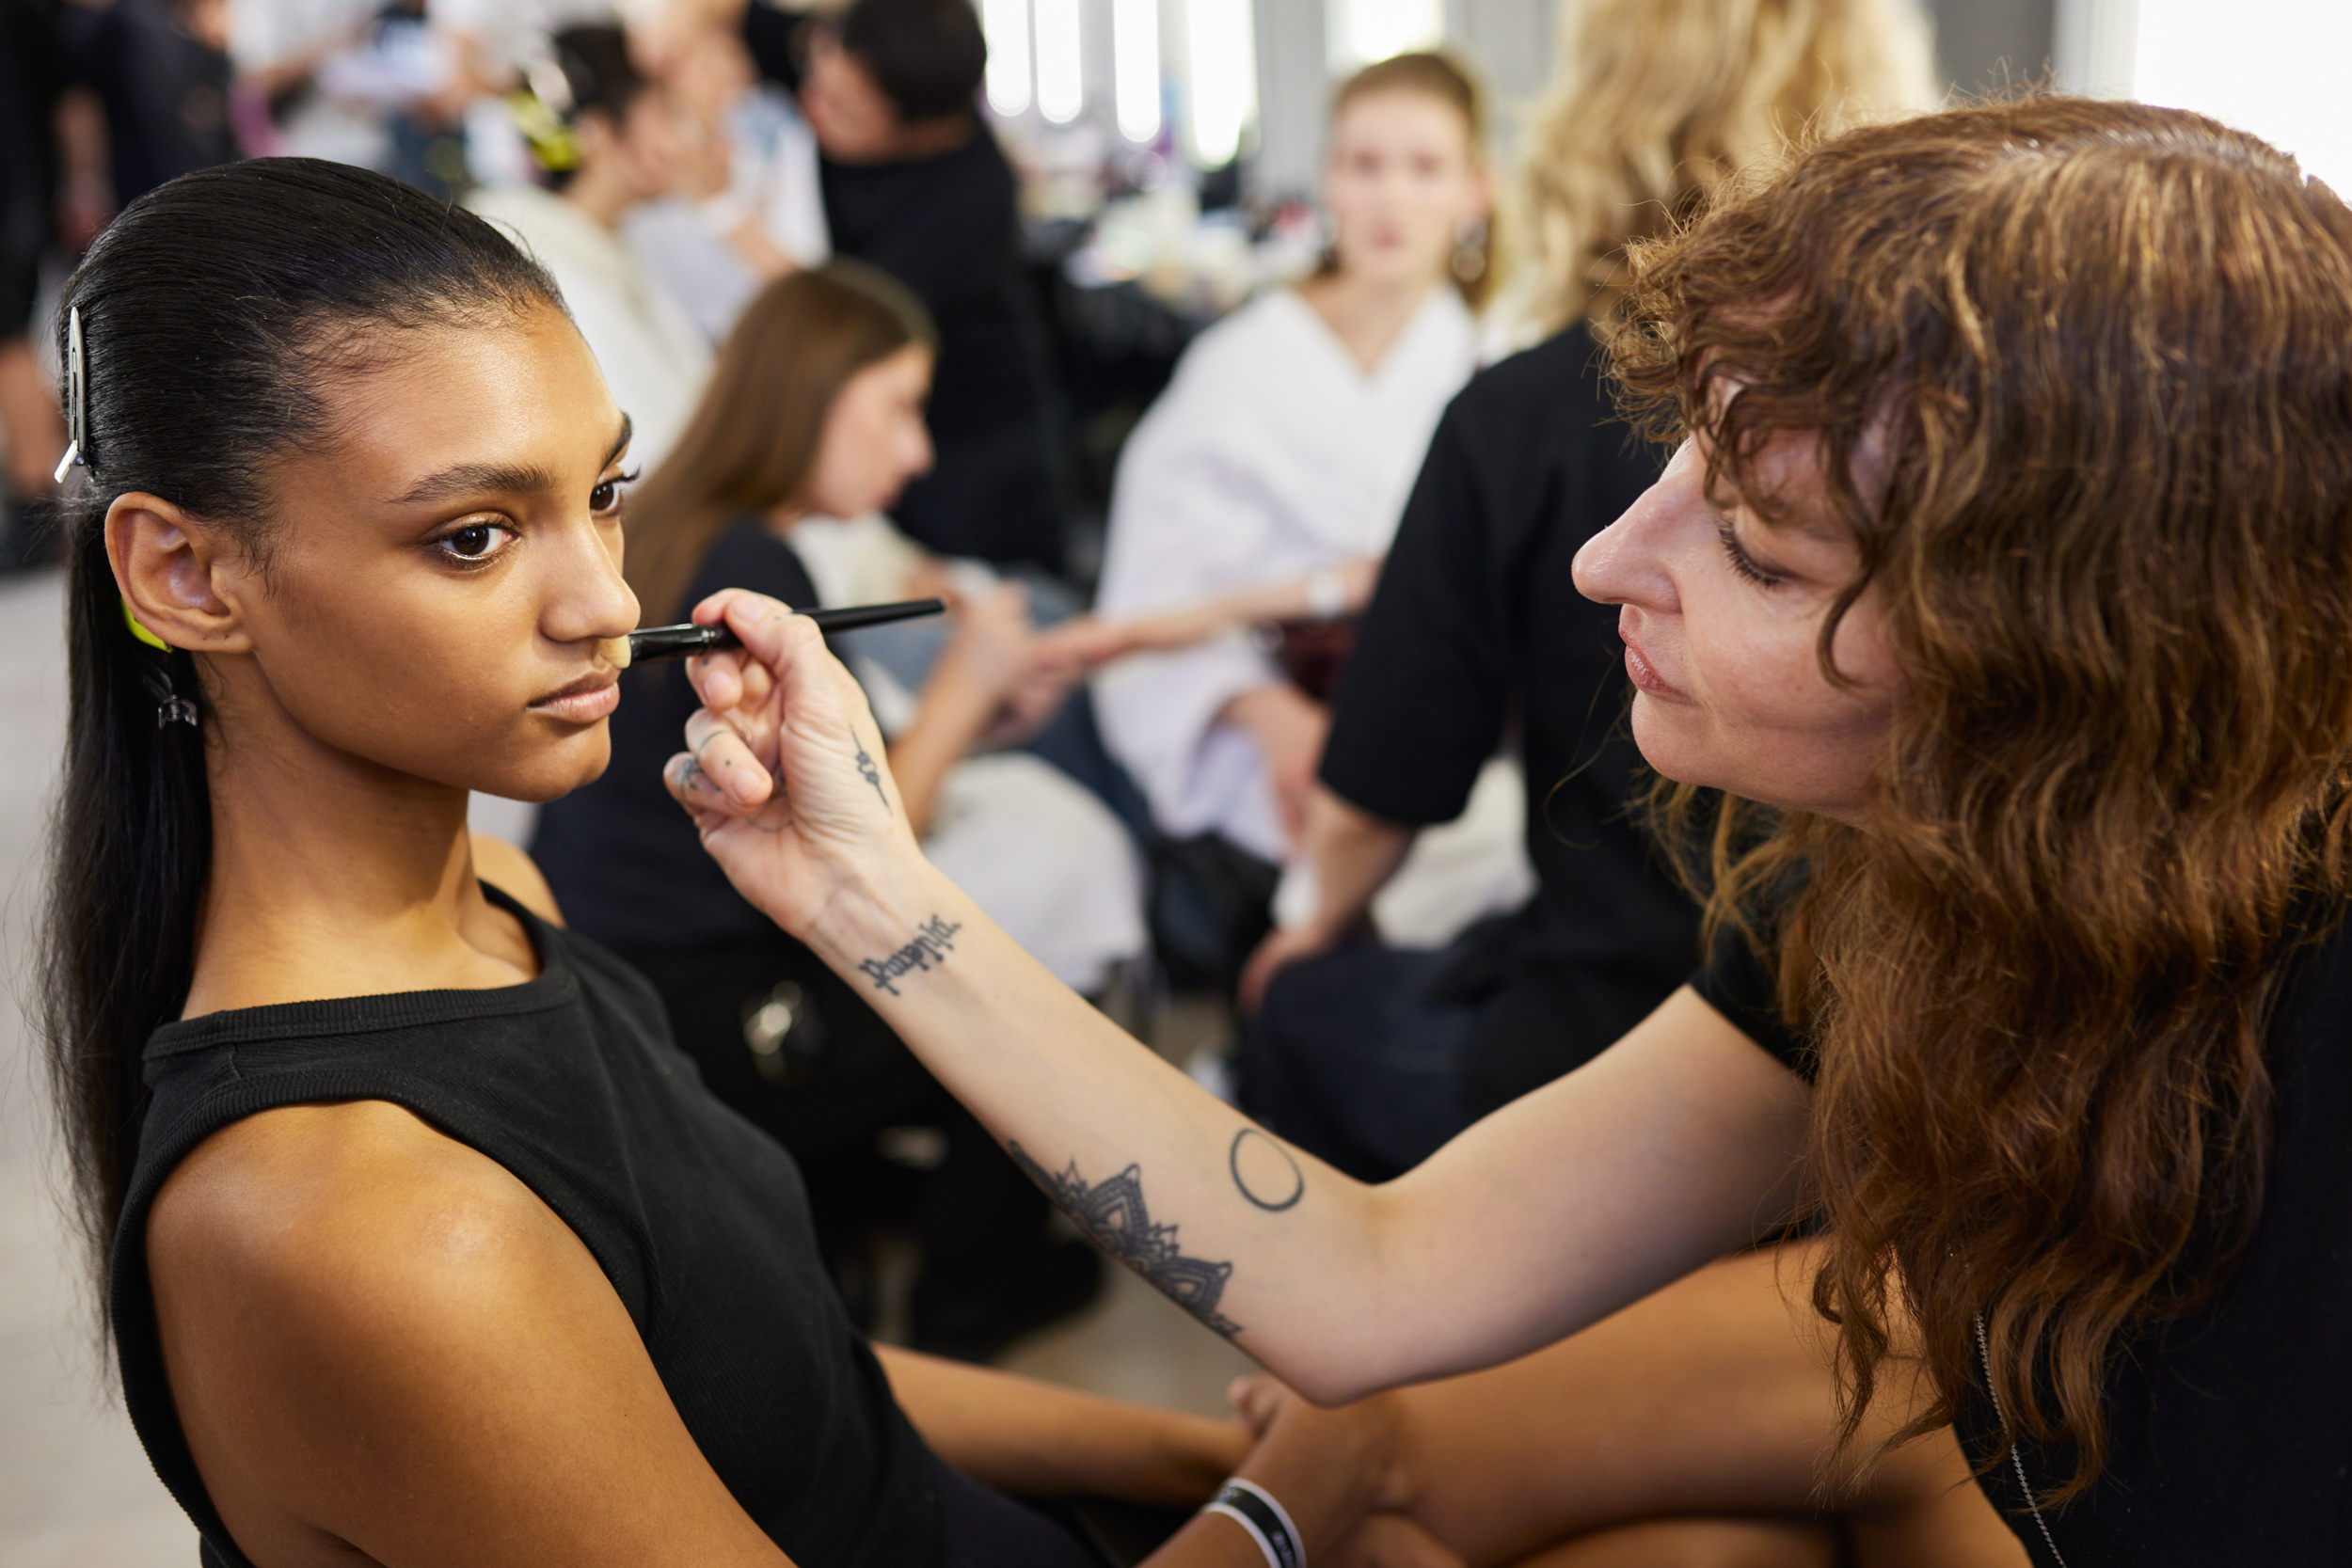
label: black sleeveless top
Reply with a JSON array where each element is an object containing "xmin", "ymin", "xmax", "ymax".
[
  {"xmin": 109, "ymin": 887, "xmax": 948, "ymax": 1568},
  {"xmin": 1694, "ymin": 917, "xmax": 2352, "ymax": 1564}
]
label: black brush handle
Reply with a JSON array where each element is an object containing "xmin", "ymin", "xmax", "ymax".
[{"xmin": 627, "ymin": 598, "xmax": 947, "ymax": 664}]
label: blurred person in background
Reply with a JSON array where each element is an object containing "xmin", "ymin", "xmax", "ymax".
[
  {"xmin": 1237, "ymin": 0, "xmax": 1937, "ymax": 1181},
  {"xmin": 621, "ymin": 6, "xmax": 809, "ymax": 343},
  {"xmin": 532, "ymin": 262, "xmax": 1134, "ymax": 1355},
  {"xmin": 0, "ymin": 0, "xmax": 69, "ymax": 560},
  {"xmin": 231, "ymin": 0, "xmax": 474, "ymax": 197},
  {"xmin": 424, "ymin": 0, "xmax": 612, "ymax": 184},
  {"xmin": 788, "ymin": 0, "xmax": 1068, "ymax": 574},
  {"xmin": 61, "ymin": 0, "xmax": 246, "ymax": 208},
  {"xmin": 228, "ymin": 0, "xmax": 408, "ymax": 170},
  {"xmin": 1086, "ymin": 52, "xmax": 1495, "ymax": 989},
  {"xmin": 469, "ymin": 23, "xmax": 712, "ymax": 477}
]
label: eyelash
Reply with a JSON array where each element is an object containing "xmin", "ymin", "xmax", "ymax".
[
  {"xmin": 1714, "ymin": 516, "xmax": 1785, "ymax": 589},
  {"xmin": 592, "ymin": 467, "xmax": 641, "ymax": 515}
]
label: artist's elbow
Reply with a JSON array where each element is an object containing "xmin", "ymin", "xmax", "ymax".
[
  {"xmin": 1280, "ymin": 1361, "xmax": 1389, "ymax": 1409},
  {"xmin": 1248, "ymin": 1325, "xmax": 1406, "ymax": 1409}
]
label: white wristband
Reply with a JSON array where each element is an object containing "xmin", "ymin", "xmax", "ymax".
[{"xmin": 1202, "ymin": 1477, "xmax": 1304, "ymax": 1568}]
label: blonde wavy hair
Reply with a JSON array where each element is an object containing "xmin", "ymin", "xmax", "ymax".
[{"xmin": 1518, "ymin": 0, "xmax": 1936, "ymax": 333}]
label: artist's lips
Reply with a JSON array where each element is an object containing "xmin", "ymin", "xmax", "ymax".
[
  {"xmin": 1619, "ymin": 625, "xmax": 1689, "ymax": 702},
  {"xmin": 529, "ymin": 669, "xmax": 619, "ymax": 723}
]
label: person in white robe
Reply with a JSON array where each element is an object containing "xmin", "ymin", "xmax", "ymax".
[
  {"xmin": 1089, "ymin": 54, "xmax": 1526, "ymax": 947},
  {"xmin": 1092, "ymin": 282, "xmax": 1476, "ymax": 863}
]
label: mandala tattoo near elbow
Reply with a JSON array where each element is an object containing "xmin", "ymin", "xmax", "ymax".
[{"xmin": 1009, "ymin": 1143, "xmax": 1241, "ymax": 1337}]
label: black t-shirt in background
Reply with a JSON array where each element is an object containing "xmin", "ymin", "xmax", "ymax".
[
  {"xmin": 1318, "ymin": 325, "xmax": 1700, "ymax": 1103},
  {"xmin": 820, "ymin": 132, "xmax": 1060, "ymax": 568},
  {"xmin": 740, "ymin": 6, "xmax": 1059, "ymax": 567},
  {"xmin": 1692, "ymin": 915, "xmax": 2352, "ymax": 1564}
]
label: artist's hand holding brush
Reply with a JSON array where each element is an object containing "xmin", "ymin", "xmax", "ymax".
[{"xmin": 661, "ymin": 589, "xmax": 933, "ymax": 942}]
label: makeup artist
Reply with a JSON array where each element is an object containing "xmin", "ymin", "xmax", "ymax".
[{"xmin": 670, "ymin": 101, "xmax": 2352, "ymax": 1565}]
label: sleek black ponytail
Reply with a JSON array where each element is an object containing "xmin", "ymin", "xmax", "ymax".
[{"xmin": 40, "ymin": 159, "xmax": 560, "ymax": 1319}]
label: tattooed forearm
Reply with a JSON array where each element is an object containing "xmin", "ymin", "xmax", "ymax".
[
  {"xmin": 1009, "ymin": 1143, "xmax": 1241, "ymax": 1337},
  {"xmin": 857, "ymin": 914, "xmax": 963, "ymax": 995},
  {"xmin": 852, "ymin": 725, "xmax": 890, "ymax": 812}
]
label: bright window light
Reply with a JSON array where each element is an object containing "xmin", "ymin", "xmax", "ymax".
[
  {"xmin": 1036, "ymin": 0, "xmax": 1085, "ymax": 123},
  {"xmin": 1114, "ymin": 0, "xmax": 1162, "ymax": 142},
  {"xmin": 2130, "ymin": 0, "xmax": 2352, "ymax": 192},
  {"xmin": 1327, "ymin": 0, "xmax": 1443, "ymax": 68},
  {"xmin": 980, "ymin": 0, "xmax": 1032, "ymax": 116},
  {"xmin": 1184, "ymin": 0, "xmax": 1256, "ymax": 165}
]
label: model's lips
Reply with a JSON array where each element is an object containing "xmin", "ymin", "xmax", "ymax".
[
  {"xmin": 529, "ymin": 669, "xmax": 620, "ymax": 724},
  {"xmin": 1619, "ymin": 624, "xmax": 1689, "ymax": 702}
]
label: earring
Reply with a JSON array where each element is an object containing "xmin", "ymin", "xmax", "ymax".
[
  {"xmin": 121, "ymin": 600, "xmax": 199, "ymax": 728},
  {"xmin": 1451, "ymin": 217, "xmax": 1488, "ymax": 285}
]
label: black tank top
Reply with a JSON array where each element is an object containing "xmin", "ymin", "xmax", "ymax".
[{"xmin": 108, "ymin": 886, "xmax": 948, "ymax": 1568}]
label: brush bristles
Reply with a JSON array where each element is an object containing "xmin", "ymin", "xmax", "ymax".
[{"xmin": 597, "ymin": 634, "xmax": 635, "ymax": 671}]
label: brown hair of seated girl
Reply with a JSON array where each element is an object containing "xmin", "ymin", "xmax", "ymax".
[{"xmin": 623, "ymin": 260, "xmax": 934, "ymax": 630}]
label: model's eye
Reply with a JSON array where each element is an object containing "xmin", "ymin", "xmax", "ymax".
[
  {"xmin": 591, "ymin": 467, "xmax": 640, "ymax": 515},
  {"xmin": 436, "ymin": 521, "xmax": 516, "ymax": 564}
]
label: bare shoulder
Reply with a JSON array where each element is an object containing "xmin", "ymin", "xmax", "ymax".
[
  {"xmin": 470, "ymin": 830, "xmax": 564, "ymax": 926},
  {"xmin": 149, "ymin": 1099, "xmax": 571, "ymax": 1319},
  {"xmin": 147, "ymin": 1102, "xmax": 781, "ymax": 1567}
]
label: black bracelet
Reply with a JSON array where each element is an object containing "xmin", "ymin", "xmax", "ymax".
[{"xmin": 1203, "ymin": 1478, "xmax": 1304, "ymax": 1568}]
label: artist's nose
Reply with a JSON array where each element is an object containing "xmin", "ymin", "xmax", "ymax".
[{"xmin": 1574, "ymin": 442, "xmax": 1694, "ymax": 615}]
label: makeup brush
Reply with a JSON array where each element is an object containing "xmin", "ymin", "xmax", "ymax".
[{"xmin": 601, "ymin": 598, "xmax": 947, "ymax": 670}]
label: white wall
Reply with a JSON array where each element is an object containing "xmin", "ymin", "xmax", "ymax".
[{"xmin": 2062, "ymin": 0, "xmax": 2352, "ymax": 191}]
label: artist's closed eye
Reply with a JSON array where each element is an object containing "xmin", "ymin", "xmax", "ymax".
[{"xmin": 1714, "ymin": 516, "xmax": 1785, "ymax": 588}]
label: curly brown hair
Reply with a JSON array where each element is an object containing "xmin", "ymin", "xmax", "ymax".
[{"xmin": 1610, "ymin": 98, "xmax": 2352, "ymax": 1499}]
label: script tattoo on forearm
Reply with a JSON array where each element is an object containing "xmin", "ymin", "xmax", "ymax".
[
  {"xmin": 857, "ymin": 914, "xmax": 963, "ymax": 995},
  {"xmin": 1009, "ymin": 1143, "xmax": 1241, "ymax": 1337},
  {"xmin": 851, "ymin": 724, "xmax": 890, "ymax": 813}
]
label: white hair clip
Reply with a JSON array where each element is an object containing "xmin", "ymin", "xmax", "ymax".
[{"xmin": 53, "ymin": 305, "xmax": 87, "ymax": 484}]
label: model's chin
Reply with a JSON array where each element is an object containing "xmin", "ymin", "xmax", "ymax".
[{"xmin": 487, "ymin": 727, "xmax": 614, "ymax": 805}]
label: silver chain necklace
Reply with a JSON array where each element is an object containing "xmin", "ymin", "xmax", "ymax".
[{"xmin": 1975, "ymin": 1312, "xmax": 2072, "ymax": 1568}]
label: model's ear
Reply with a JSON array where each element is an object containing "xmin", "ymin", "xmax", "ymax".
[{"xmin": 105, "ymin": 493, "xmax": 255, "ymax": 655}]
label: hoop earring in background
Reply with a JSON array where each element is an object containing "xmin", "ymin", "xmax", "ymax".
[{"xmin": 1451, "ymin": 216, "xmax": 1488, "ymax": 285}]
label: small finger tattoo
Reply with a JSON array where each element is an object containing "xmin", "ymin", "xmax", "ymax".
[{"xmin": 852, "ymin": 725, "xmax": 890, "ymax": 812}]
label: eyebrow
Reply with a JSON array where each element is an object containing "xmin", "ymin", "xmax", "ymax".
[{"xmin": 384, "ymin": 414, "xmax": 634, "ymax": 507}]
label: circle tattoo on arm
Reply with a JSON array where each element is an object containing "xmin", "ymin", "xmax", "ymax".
[{"xmin": 1229, "ymin": 1128, "xmax": 1304, "ymax": 1212}]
